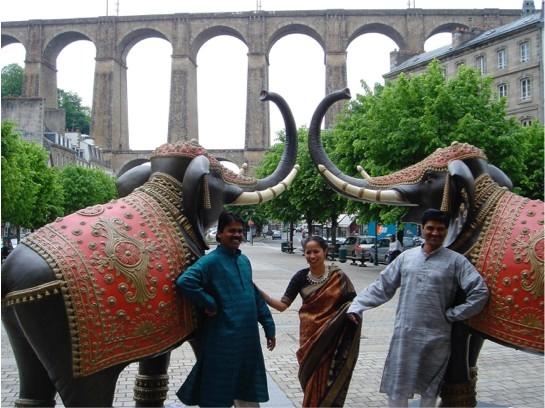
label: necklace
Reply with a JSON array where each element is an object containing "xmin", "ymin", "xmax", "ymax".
[{"xmin": 306, "ymin": 268, "xmax": 329, "ymax": 285}]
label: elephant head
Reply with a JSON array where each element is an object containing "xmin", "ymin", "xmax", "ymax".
[
  {"xmin": 118, "ymin": 90, "xmax": 299, "ymax": 253},
  {"xmin": 308, "ymin": 89, "xmax": 514, "ymax": 250}
]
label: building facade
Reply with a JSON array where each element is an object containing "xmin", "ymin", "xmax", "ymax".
[{"xmin": 384, "ymin": 4, "xmax": 544, "ymax": 126}]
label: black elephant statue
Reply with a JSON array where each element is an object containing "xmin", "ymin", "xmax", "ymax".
[
  {"xmin": 1, "ymin": 91, "xmax": 299, "ymax": 407},
  {"xmin": 308, "ymin": 89, "xmax": 544, "ymax": 407}
]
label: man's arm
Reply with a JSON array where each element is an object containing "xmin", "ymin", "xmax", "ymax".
[
  {"xmin": 445, "ymin": 257, "xmax": 489, "ymax": 322},
  {"xmin": 176, "ymin": 258, "xmax": 217, "ymax": 315},
  {"xmin": 347, "ymin": 257, "xmax": 402, "ymax": 319},
  {"xmin": 254, "ymin": 284, "xmax": 276, "ymax": 350}
]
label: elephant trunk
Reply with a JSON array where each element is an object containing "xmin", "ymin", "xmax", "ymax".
[{"xmin": 308, "ymin": 89, "xmax": 408, "ymax": 206}]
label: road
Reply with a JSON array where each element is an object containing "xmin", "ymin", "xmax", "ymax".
[{"xmin": 2, "ymin": 239, "xmax": 543, "ymax": 407}]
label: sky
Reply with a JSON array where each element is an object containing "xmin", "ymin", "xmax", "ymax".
[{"xmin": 0, "ymin": 0, "xmax": 534, "ymax": 151}]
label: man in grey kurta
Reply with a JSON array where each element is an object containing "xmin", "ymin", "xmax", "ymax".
[
  {"xmin": 176, "ymin": 212, "xmax": 276, "ymax": 407},
  {"xmin": 347, "ymin": 209, "xmax": 488, "ymax": 407}
]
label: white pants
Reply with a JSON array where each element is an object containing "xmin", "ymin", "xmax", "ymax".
[{"xmin": 388, "ymin": 396, "xmax": 437, "ymax": 407}]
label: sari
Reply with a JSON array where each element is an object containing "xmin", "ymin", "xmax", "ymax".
[{"xmin": 296, "ymin": 264, "xmax": 362, "ymax": 407}]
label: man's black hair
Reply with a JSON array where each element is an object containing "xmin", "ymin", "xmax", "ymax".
[
  {"xmin": 421, "ymin": 209, "xmax": 450, "ymax": 228},
  {"xmin": 216, "ymin": 211, "xmax": 244, "ymax": 242}
]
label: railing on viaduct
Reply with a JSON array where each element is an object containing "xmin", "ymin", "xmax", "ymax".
[{"xmin": 1, "ymin": 8, "xmax": 519, "ymax": 172}]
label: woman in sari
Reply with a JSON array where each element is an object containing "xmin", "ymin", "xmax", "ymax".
[{"xmin": 260, "ymin": 236, "xmax": 362, "ymax": 407}]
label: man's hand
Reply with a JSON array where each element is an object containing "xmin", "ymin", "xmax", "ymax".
[
  {"xmin": 267, "ymin": 337, "xmax": 276, "ymax": 351},
  {"xmin": 347, "ymin": 312, "xmax": 361, "ymax": 325}
]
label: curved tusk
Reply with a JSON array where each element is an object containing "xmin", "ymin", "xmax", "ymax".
[
  {"xmin": 317, "ymin": 164, "xmax": 412, "ymax": 205},
  {"xmin": 356, "ymin": 165, "xmax": 371, "ymax": 180},
  {"xmin": 232, "ymin": 165, "xmax": 300, "ymax": 205}
]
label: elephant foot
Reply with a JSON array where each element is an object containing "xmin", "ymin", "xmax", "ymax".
[
  {"xmin": 134, "ymin": 373, "xmax": 169, "ymax": 407},
  {"xmin": 439, "ymin": 381, "xmax": 476, "ymax": 407},
  {"xmin": 15, "ymin": 398, "xmax": 55, "ymax": 407}
]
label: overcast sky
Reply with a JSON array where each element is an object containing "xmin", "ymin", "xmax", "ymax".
[{"xmin": 1, "ymin": 0, "xmax": 534, "ymax": 150}]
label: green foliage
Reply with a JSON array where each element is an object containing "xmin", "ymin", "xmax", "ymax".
[
  {"xmin": 58, "ymin": 89, "xmax": 92, "ymax": 134},
  {"xmin": 1, "ymin": 121, "xmax": 64, "ymax": 229},
  {"xmin": 59, "ymin": 165, "xmax": 117, "ymax": 214},
  {"xmin": 256, "ymin": 129, "xmax": 347, "ymax": 232},
  {"xmin": 1, "ymin": 63, "xmax": 23, "ymax": 97},
  {"xmin": 332, "ymin": 60, "xmax": 542, "ymax": 222},
  {"xmin": 518, "ymin": 122, "xmax": 544, "ymax": 200}
]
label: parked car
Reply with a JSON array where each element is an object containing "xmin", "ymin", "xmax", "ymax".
[
  {"xmin": 341, "ymin": 235, "xmax": 376, "ymax": 261},
  {"xmin": 361, "ymin": 238, "xmax": 391, "ymax": 264},
  {"xmin": 325, "ymin": 237, "xmax": 346, "ymax": 260},
  {"xmin": 271, "ymin": 230, "xmax": 282, "ymax": 239}
]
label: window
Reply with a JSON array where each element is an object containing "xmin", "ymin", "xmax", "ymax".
[
  {"xmin": 475, "ymin": 55, "xmax": 486, "ymax": 74},
  {"xmin": 498, "ymin": 83, "xmax": 508, "ymax": 98},
  {"xmin": 520, "ymin": 77, "xmax": 531, "ymax": 100},
  {"xmin": 520, "ymin": 117, "xmax": 533, "ymax": 127},
  {"xmin": 456, "ymin": 61, "xmax": 465, "ymax": 71},
  {"xmin": 520, "ymin": 41, "xmax": 529, "ymax": 62},
  {"xmin": 497, "ymin": 48, "xmax": 506, "ymax": 69}
]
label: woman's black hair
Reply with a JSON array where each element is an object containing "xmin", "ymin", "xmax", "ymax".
[
  {"xmin": 302, "ymin": 235, "xmax": 328, "ymax": 251},
  {"xmin": 216, "ymin": 211, "xmax": 244, "ymax": 242}
]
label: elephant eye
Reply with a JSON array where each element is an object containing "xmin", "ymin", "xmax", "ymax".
[{"xmin": 422, "ymin": 173, "xmax": 432, "ymax": 183}]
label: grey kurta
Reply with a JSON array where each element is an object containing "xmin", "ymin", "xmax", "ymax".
[{"xmin": 348, "ymin": 246, "xmax": 489, "ymax": 399}]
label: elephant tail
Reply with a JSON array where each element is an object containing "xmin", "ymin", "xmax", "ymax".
[{"xmin": 2, "ymin": 281, "xmax": 63, "ymax": 307}]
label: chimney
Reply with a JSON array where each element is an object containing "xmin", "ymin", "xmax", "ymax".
[
  {"xmin": 521, "ymin": 0, "xmax": 536, "ymax": 16},
  {"xmin": 452, "ymin": 27, "xmax": 483, "ymax": 47}
]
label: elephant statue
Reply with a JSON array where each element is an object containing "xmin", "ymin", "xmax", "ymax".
[
  {"xmin": 1, "ymin": 91, "xmax": 299, "ymax": 407},
  {"xmin": 308, "ymin": 89, "xmax": 543, "ymax": 407}
]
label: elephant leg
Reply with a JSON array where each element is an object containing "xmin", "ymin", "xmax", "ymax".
[
  {"xmin": 13, "ymin": 295, "xmax": 122, "ymax": 407},
  {"xmin": 57, "ymin": 366, "xmax": 123, "ymax": 407},
  {"xmin": 134, "ymin": 352, "xmax": 171, "ymax": 407},
  {"xmin": 468, "ymin": 334, "xmax": 485, "ymax": 387},
  {"xmin": 2, "ymin": 307, "xmax": 57, "ymax": 407},
  {"xmin": 439, "ymin": 322, "xmax": 476, "ymax": 407}
]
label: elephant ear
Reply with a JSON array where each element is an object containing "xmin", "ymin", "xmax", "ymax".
[
  {"xmin": 444, "ymin": 160, "xmax": 475, "ymax": 247},
  {"xmin": 183, "ymin": 155, "xmax": 211, "ymax": 251},
  {"xmin": 116, "ymin": 161, "xmax": 151, "ymax": 198},
  {"xmin": 488, "ymin": 164, "xmax": 513, "ymax": 190}
]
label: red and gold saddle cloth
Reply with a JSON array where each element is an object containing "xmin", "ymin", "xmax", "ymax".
[
  {"xmin": 22, "ymin": 174, "xmax": 198, "ymax": 377},
  {"xmin": 468, "ymin": 192, "xmax": 544, "ymax": 352}
]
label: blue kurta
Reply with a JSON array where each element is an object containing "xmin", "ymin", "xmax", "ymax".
[
  {"xmin": 176, "ymin": 245, "xmax": 275, "ymax": 407},
  {"xmin": 348, "ymin": 246, "xmax": 489, "ymax": 400}
]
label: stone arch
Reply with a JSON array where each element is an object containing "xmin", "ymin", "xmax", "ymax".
[
  {"xmin": 43, "ymin": 31, "xmax": 94, "ymax": 67},
  {"xmin": 1, "ymin": 33, "xmax": 24, "ymax": 49},
  {"xmin": 348, "ymin": 23, "xmax": 406, "ymax": 50},
  {"xmin": 118, "ymin": 28, "xmax": 171, "ymax": 63},
  {"xmin": 267, "ymin": 24, "xmax": 324, "ymax": 56},
  {"xmin": 426, "ymin": 22, "xmax": 470, "ymax": 40},
  {"xmin": 190, "ymin": 26, "xmax": 247, "ymax": 62}
]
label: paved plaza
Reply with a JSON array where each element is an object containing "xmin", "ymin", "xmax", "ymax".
[{"xmin": 2, "ymin": 240, "xmax": 543, "ymax": 407}]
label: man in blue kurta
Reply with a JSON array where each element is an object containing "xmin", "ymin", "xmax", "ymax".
[
  {"xmin": 347, "ymin": 209, "xmax": 489, "ymax": 407},
  {"xmin": 176, "ymin": 211, "xmax": 276, "ymax": 407}
]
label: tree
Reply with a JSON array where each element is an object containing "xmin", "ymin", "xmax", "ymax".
[
  {"xmin": 60, "ymin": 165, "xmax": 117, "ymax": 214},
  {"xmin": 1, "ymin": 63, "xmax": 24, "ymax": 97},
  {"xmin": 58, "ymin": 89, "xmax": 92, "ymax": 134},
  {"xmin": 332, "ymin": 60, "xmax": 543, "ymax": 223},
  {"xmin": 1, "ymin": 121, "xmax": 64, "ymax": 232}
]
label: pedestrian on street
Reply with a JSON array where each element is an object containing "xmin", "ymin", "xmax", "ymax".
[
  {"xmin": 387, "ymin": 234, "xmax": 403, "ymax": 264},
  {"xmin": 176, "ymin": 211, "xmax": 276, "ymax": 407},
  {"xmin": 260, "ymin": 235, "xmax": 361, "ymax": 407},
  {"xmin": 346, "ymin": 209, "xmax": 489, "ymax": 408}
]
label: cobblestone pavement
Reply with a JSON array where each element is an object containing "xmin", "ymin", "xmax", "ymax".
[{"xmin": 2, "ymin": 242, "xmax": 543, "ymax": 407}]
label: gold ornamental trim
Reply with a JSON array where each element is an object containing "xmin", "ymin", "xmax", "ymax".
[{"xmin": 2, "ymin": 280, "xmax": 63, "ymax": 307}]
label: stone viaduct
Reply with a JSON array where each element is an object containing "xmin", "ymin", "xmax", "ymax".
[{"xmin": 1, "ymin": 8, "xmax": 520, "ymax": 173}]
